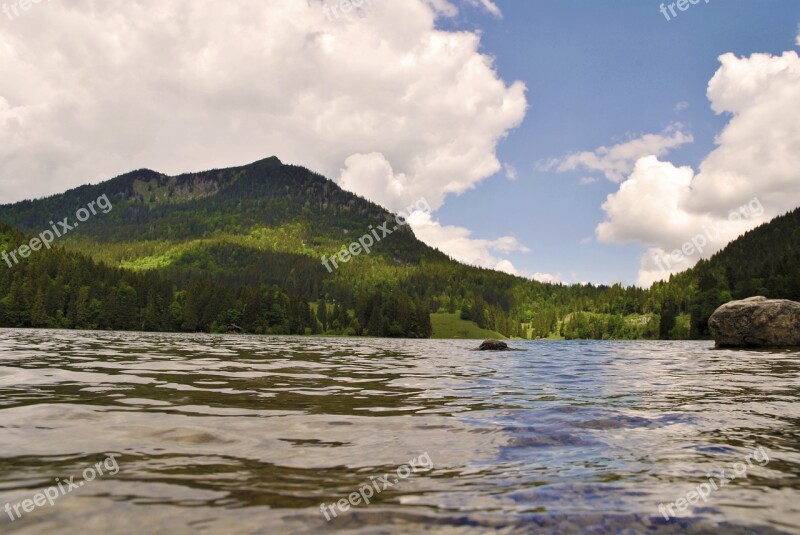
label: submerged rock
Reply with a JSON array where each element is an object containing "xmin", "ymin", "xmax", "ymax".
[
  {"xmin": 708, "ymin": 296, "xmax": 800, "ymax": 348},
  {"xmin": 478, "ymin": 339, "xmax": 509, "ymax": 351}
]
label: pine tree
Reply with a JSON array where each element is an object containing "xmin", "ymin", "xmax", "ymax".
[
  {"xmin": 30, "ymin": 288, "xmax": 51, "ymax": 328},
  {"xmin": 317, "ymin": 298, "xmax": 328, "ymax": 331},
  {"xmin": 367, "ymin": 301, "xmax": 384, "ymax": 336},
  {"xmin": 336, "ymin": 302, "xmax": 349, "ymax": 329},
  {"xmin": 659, "ymin": 298, "xmax": 676, "ymax": 340}
]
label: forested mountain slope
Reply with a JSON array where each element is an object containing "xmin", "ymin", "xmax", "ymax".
[{"xmin": 678, "ymin": 206, "xmax": 800, "ymax": 337}]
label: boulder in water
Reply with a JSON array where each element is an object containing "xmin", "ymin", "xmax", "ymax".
[
  {"xmin": 478, "ymin": 339, "xmax": 509, "ymax": 351},
  {"xmin": 708, "ymin": 296, "xmax": 800, "ymax": 348}
]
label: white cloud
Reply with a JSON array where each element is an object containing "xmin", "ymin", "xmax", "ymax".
[
  {"xmin": 597, "ymin": 48, "xmax": 800, "ymax": 287},
  {"xmin": 674, "ymin": 101, "xmax": 690, "ymax": 112},
  {"xmin": 596, "ymin": 156, "xmax": 698, "ymax": 247},
  {"xmin": 494, "ymin": 260, "xmax": 518, "ymax": 275},
  {"xmin": 504, "ymin": 163, "xmax": 518, "ymax": 180},
  {"xmin": 796, "ymin": 25, "xmax": 800, "ymax": 46},
  {"xmin": 407, "ymin": 211, "xmax": 528, "ymax": 275},
  {"xmin": 465, "ymin": 0, "xmax": 502, "ymax": 18},
  {"xmin": 540, "ymin": 126, "xmax": 693, "ymax": 182},
  {"xmin": 491, "ymin": 236, "xmax": 531, "ymax": 253},
  {"xmin": 532, "ymin": 272, "xmax": 561, "ymax": 284},
  {"xmin": 579, "ymin": 176, "xmax": 598, "ymax": 186},
  {"xmin": 422, "ymin": 0, "xmax": 460, "ymax": 17},
  {"xmin": 685, "ymin": 51, "xmax": 800, "ymax": 217}
]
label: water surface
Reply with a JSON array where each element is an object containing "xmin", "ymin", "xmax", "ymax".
[{"xmin": 0, "ymin": 330, "xmax": 798, "ymax": 534}]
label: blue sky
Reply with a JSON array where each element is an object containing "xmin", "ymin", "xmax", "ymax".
[{"xmin": 434, "ymin": 0, "xmax": 800, "ymax": 285}]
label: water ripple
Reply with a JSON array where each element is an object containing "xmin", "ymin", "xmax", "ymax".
[{"xmin": 0, "ymin": 329, "xmax": 798, "ymax": 534}]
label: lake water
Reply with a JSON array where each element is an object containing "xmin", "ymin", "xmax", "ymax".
[{"xmin": 0, "ymin": 329, "xmax": 798, "ymax": 534}]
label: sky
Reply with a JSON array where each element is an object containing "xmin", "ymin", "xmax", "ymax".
[{"xmin": 1, "ymin": 0, "xmax": 799, "ymax": 286}]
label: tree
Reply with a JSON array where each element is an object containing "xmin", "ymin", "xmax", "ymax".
[
  {"xmin": 659, "ymin": 299, "xmax": 676, "ymax": 340},
  {"xmin": 460, "ymin": 300, "xmax": 471, "ymax": 321},
  {"xmin": 416, "ymin": 300, "xmax": 432, "ymax": 338},
  {"xmin": 367, "ymin": 300, "xmax": 385, "ymax": 336},
  {"xmin": 471, "ymin": 296, "xmax": 487, "ymax": 328},
  {"xmin": 30, "ymin": 288, "xmax": 51, "ymax": 328},
  {"xmin": 317, "ymin": 298, "xmax": 328, "ymax": 331}
]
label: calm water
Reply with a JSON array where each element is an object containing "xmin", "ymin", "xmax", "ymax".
[{"xmin": 0, "ymin": 329, "xmax": 798, "ymax": 534}]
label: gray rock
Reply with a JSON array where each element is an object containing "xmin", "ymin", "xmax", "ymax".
[
  {"xmin": 708, "ymin": 296, "xmax": 800, "ymax": 348},
  {"xmin": 478, "ymin": 339, "xmax": 509, "ymax": 351}
]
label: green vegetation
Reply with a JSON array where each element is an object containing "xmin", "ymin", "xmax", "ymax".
[
  {"xmin": 430, "ymin": 313, "xmax": 505, "ymax": 340},
  {"xmin": 1, "ymin": 156, "xmax": 798, "ymax": 340},
  {"xmin": 560, "ymin": 312, "xmax": 659, "ymax": 340}
]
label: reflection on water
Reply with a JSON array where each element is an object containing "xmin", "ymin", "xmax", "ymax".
[{"xmin": 0, "ymin": 329, "xmax": 798, "ymax": 534}]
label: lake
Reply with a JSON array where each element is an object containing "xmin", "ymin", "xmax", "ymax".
[{"xmin": 0, "ymin": 329, "xmax": 798, "ymax": 534}]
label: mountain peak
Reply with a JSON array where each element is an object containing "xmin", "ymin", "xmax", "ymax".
[{"xmin": 246, "ymin": 156, "xmax": 283, "ymax": 169}]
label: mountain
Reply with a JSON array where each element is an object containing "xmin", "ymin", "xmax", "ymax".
[
  {"xmin": 2, "ymin": 157, "xmax": 444, "ymax": 267},
  {"xmin": 0, "ymin": 158, "xmax": 526, "ymax": 337},
  {"xmin": 1, "ymin": 157, "xmax": 798, "ymax": 340}
]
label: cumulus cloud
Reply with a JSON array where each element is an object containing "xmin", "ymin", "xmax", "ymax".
[
  {"xmin": 674, "ymin": 101, "xmax": 690, "ymax": 112},
  {"xmin": 541, "ymin": 126, "xmax": 693, "ymax": 182},
  {"xmin": 491, "ymin": 236, "xmax": 531, "ymax": 253},
  {"xmin": 0, "ymin": 0, "xmax": 529, "ymax": 273},
  {"xmin": 597, "ymin": 48, "xmax": 800, "ymax": 287},
  {"xmin": 504, "ymin": 163, "xmax": 518, "ymax": 180},
  {"xmin": 465, "ymin": 0, "xmax": 502, "ymax": 18},
  {"xmin": 532, "ymin": 272, "xmax": 561, "ymax": 284},
  {"xmin": 407, "ymin": 211, "xmax": 529, "ymax": 275},
  {"xmin": 494, "ymin": 260, "xmax": 518, "ymax": 275},
  {"xmin": 683, "ymin": 50, "xmax": 800, "ymax": 217},
  {"xmin": 596, "ymin": 156, "xmax": 697, "ymax": 247}
]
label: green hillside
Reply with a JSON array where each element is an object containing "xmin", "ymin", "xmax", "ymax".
[{"xmin": 430, "ymin": 313, "xmax": 505, "ymax": 340}]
